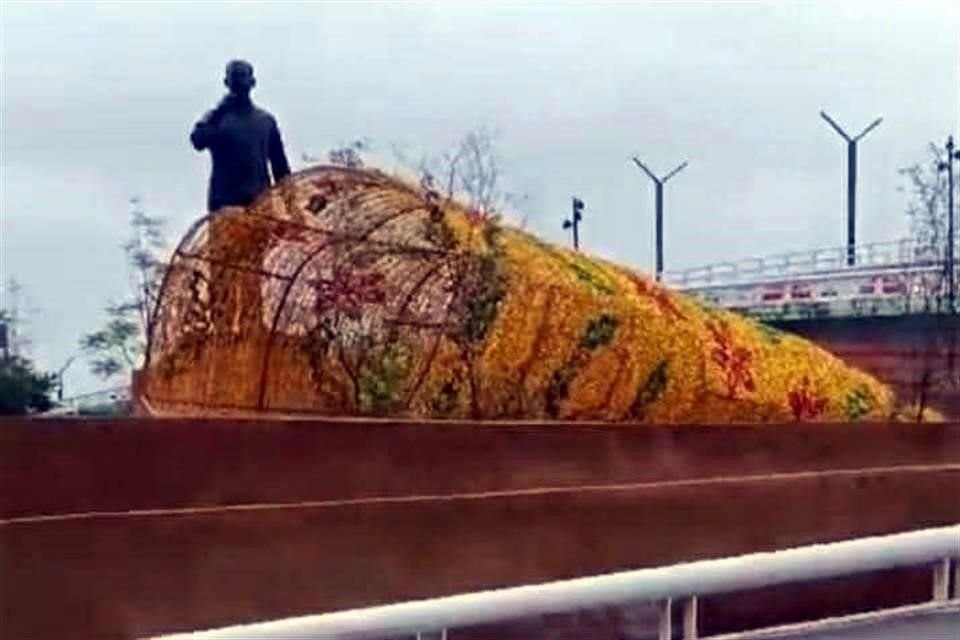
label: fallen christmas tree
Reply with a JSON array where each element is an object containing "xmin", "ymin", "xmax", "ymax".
[{"xmin": 140, "ymin": 165, "xmax": 930, "ymax": 422}]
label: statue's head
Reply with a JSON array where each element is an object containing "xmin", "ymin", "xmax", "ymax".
[{"xmin": 224, "ymin": 59, "xmax": 256, "ymax": 96}]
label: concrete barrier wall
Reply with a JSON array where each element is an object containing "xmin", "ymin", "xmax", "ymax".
[
  {"xmin": 1, "ymin": 418, "xmax": 958, "ymax": 639},
  {"xmin": 4, "ymin": 418, "xmax": 959, "ymax": 518}
]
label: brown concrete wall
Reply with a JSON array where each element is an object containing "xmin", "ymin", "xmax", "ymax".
[
  {"xmin": 4, "ymin": 417, "xmax": 959, "ymax": 519},
  {"xmin": 1, "ymin": 418, "xmax": 958, "ymax": 639}
]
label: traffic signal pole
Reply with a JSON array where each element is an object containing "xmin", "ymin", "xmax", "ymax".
[{"xmin": 563, "ymin": 197, "xmax": 585, "ymax": 250}]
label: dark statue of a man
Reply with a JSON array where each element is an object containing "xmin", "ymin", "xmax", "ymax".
[{"xmin": 191, "ymin": 60, "xmax": 291, "ymax": 212}]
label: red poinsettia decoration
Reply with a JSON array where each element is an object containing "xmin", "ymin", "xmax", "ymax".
[
  {"xmin": 788, "ymin": 376, "xmax": 829, "ymax": 421},
  {"xmin": 633, "ymin": 276, "xmax": 686, "ymax": 320},
  {"xmin": 707, "ymin": 320, "xmax": 756, "ymax": 399},
  {"xmin": 312, "ymin": 266, "xmax": 386, "ymax": 319}
]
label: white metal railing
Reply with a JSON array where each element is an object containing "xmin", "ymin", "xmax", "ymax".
[
  {"xmin": 686, "ymin": 261, "xmax": 945, "ymax": 292},
  {"xmin": 662, "ymin": 237, "xmax": 955, "ymax": 289},
  {"xmin": 678, "ymin": 262, "xmax": 955, "ymax": 320},
  {"xmin": 150, "ymin": 525, "xmax": 960, "ymax": 640}
]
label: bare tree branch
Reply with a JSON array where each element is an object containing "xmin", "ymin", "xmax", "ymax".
[
  {"xmin": 898, "ymin": 143, "xmax": 960, "ymax": 420},
  {"xmin": 81, "ymin": 199, "xmax": 168, "ymax": 380},
  {"xmin": 394, "ymin": 126, "xmax": 529, "ymax": 229}
]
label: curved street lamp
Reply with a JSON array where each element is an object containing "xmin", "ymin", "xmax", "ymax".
[
  {"xmin": 820, "ymin": 111, "xmax": 883, "ymax": 267},
  {"xmin": 632, "ymin": 157, "xmax": 688, "ymax": 281}
]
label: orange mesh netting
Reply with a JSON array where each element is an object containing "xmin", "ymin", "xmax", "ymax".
[{"xmin": 143, "ymin": 165, "xmax": 922, "ymax": 422}]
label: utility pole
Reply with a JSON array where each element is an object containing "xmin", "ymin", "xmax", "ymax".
[
  {"xmin": 563, "ymin": 197, "xmax": 585, "ymax": 250},
  {"xmin": 938, "ymin": 135, "xmax": 960, "ymax": 312},
  {"xmin": 632, "ymin": 157, "xmax": 688, "ymax": 281},
  {"xmin": 820, "ymin": 111, "xmax": 883, "ymax": 267}
]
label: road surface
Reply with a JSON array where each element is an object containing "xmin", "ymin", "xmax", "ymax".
[{"xmin": 778, "ymin": 608, "xmax": 959, "ymax": 640}]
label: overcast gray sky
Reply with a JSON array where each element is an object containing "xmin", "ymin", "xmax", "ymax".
[{"xmin": 2, "ymin": 0, "xmax": 958, "ymax": 395}]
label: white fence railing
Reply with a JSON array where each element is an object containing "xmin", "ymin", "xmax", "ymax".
[
  {"xmin": 662, "ymin": 237, "xmax": 955, "ymax": 289},
  {"xmin": 680, "ymin": 262, "xmax": 954, "ymax": 321},
  {"xmin": 150, "ymin": 525, "xmax": 960, "ymax": 640}
]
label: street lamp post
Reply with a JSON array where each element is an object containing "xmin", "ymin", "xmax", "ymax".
[
  {"xmin": 820, "ymin": 111, "xmax": 883, "ymax": 267},
  {"xmin": 632, "ymin": 157, "xmax": 688, "ymax": 281}
]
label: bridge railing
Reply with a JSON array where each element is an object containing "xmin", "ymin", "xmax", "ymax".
[
  {"xmin": 150, "ymin": 525, "xmax": 960, "ymax": 640},
  {"xmin": 662, "ymin": 237, "xmax": 953, "ymax": 289},
  {"xmin": 682, "ymin": 262, "xmax": 953, "ymax": 318}
]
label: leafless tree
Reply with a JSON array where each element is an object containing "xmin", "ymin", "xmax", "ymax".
[
  {"xmin": 0, "ymin": 278, "xmax": 33, "ymax": 358},
  {"xmin": 899, "ymin": 143, "xmax": 957, "ymax": 263},
  {"xmin": 898, "ymin": 145, "xmax": 960, "ymax": 420},
  {"xmin": 81, "ymin": 198, "xmax": 167, "ymax": 379},
  {"xmin": 326, "ymin": 139, "xmax": 370, "ymax": 169},
  {"xmin": 395, "ymin": 127, "xmax": 530, "ymax": 228}
]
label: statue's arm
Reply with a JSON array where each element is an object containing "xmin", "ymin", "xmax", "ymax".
[
  {"xmin": 269, "ymin": 118, "xmax": 292, "ymax": 182},
  {"xmin": 190, "ymin": 111, "xmax": 218, "ymax": 151}
]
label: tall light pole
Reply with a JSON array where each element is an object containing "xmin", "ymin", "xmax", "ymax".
[
  {"xmin": 938, "ymin": 135, "xmax": 960, "ymax": 312},
  {"xmin": 820, "ymin": 111, "xmax": 883, "ymax": 267},
  {"xmin": 632, "ymin": 157, "xmax": 688, "ymax": 281}
]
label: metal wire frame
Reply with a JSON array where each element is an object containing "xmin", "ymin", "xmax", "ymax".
[{"xmin": 143, "ymin": 165, "xmax": 481, "ymax": 414}]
